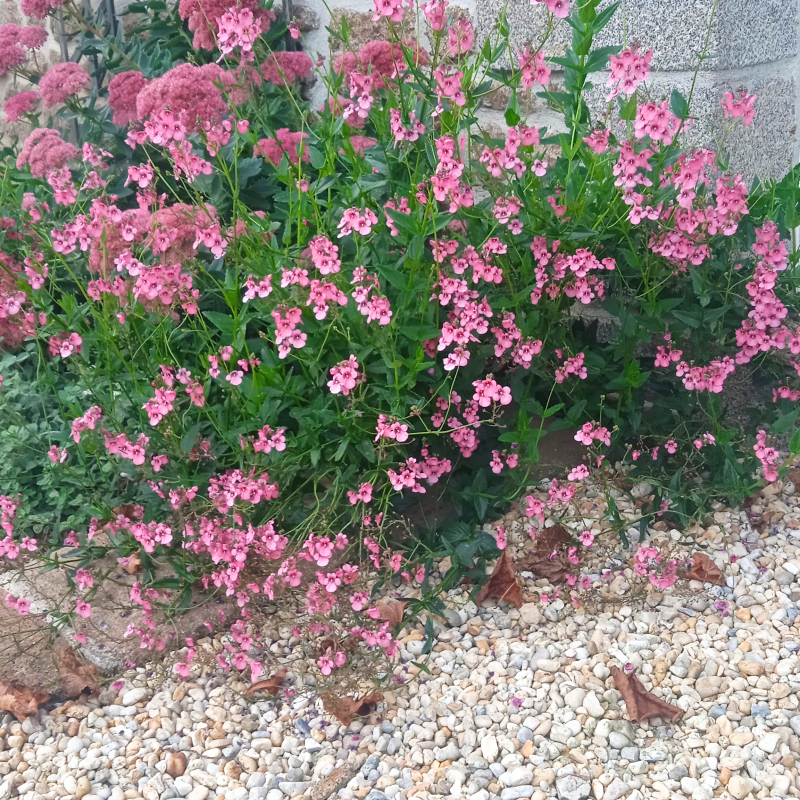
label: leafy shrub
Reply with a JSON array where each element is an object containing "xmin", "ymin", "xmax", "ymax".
[{"xmin": 1, "ymin": 0, "xmax": 800, "ymax": 680}]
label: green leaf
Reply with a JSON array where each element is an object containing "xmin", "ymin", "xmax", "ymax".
[
  {"xmin": 619, "ymin": 95, "xmax": 637, "ymax": 121},
  {"xmin": 670, "ymin": 89, "xmax": 689, "ymax": 120},
  {"xmin": 585, "ymin": 45, "xmax": 621, "ymax": 73},
  {"xmin": 180, "ymin": 423, "xmax": 202, "ymax": 452},
  {"xmin": 203, "ymin": 311, "xmax": 236, "ymax": 337},
  {"xmin": 789, "ymin": 428, "xmax": 800, "ymax": 454},
  {"xmin": 236, "ymin": 157, "xmax": 263, "ymax": 182},
  {"xmin": 773, "ymin": 410, "xmax": 799, "ymax": 435}
]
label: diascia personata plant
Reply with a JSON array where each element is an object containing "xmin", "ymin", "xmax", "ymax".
[{"xmin": 1, "ymin": 0, "xmax": 800, "ymax": 680}]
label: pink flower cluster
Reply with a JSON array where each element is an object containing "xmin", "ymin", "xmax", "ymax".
[
  {"xmin": 256, "ymin": 129, "xmax": 310, "ymax": 166},
  {"xmin": 554, "ymin": 352, "xmax": 587, "ymax": 383},
  {"xmin": 71, "ymin": 406, "xmax": 103, "ymax": 443},
  {"xmin": 104, "ymin": 431, "xmax": 150, "ymax": 466},
  {"xmin": 574, "ymin": 422, "xmax": 610, "ymax": 447},
  {"xmin": 178, "ymin": 0, "xmax": 274, "ymax": 51},
  {"xmin": 38, "ymin": 62, "xmax": 90, "ymax": 107},
  {"xmin": 328, "ymin": 355, "xmax": 362, "ymax": 396},
  {"xmin": 387, "ymin": 450, "xmax": 452, "ymax": 493},
  {"xmin": 607, "ymin": 45, "xmax": 652, "ymax": 100},
  {"xmin": 4, "ymin": 90, "xmax": 39, "ymax": 122},
  {"xmin": 722, "ymin": 91, "xmax": 756, "ymax": 126},
  {"xmin": 217, "ymin": 6, "xmax": 263, "ymax": 57},
  {"xmin": 272, "ymin": 306, "xmax": 306, "ymax": 358},
  {"xmin": 754, "ymin": 430, "xmax": 780, "ymax": 482},
  {"xmin": 48, "ymin": 331, "xmax": 82, "ymax": 358},
  {"xmin": 16, "ymin": 128, "xmax": 78, "ymax": 178}
]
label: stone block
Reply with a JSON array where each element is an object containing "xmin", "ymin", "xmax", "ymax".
[{"xmin": 475, "ymin": 0, "xmax": 797, "ymax": 71}]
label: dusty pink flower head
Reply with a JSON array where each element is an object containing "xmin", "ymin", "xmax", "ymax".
[
  {"xmin": 108, "ymin": 70, "xmax": 149, "ymax": 126},
  {"xmin": 4, "ymin": 90, "xmax": 39, "ymax": 122},
  {"xmin": 260, "ymin": 51, "xmax": 313, "ymax": 85},
  {"xmin": 39, "ymin": 62, "xmax": 91, "ymax": 107},
  {"xmin": 18, "ymin": 26, "xmax": 47, "ymax": 49},
  {"xmin": 347, "ymin": 135, "xmax": 377, "ymax": 154},
  {"xmin": 16, "ymin": 127, "xmax": 79, "ymax": 178},
  {"xmin": 256, "ymin": 128, "xmax": 310, "ymax": 166},
  {"xmin": 20, "ymin": 0, "xmax": 63, "ymax": 19},
  {"xmin": 0, "ymin": 25, "xmax": 27, "ymax": 75},
  {"xmin": 333, "ymin": 40, "xmax": 430, "ymax": 89},
  {"xmin": 135, "ymin": 62, "xmax": 231, "ymax": 132},
  {"xmin": 178, "ymin": 0, "xmax": 274, "ymax": 51}
]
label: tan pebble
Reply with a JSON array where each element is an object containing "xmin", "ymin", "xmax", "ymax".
[
  {"xmin": 782, "ymin": 755, "xmax": 796, "ymax": 769},
  {"xmin": 739, "ymin": 640, "xmax": 751, "ymax": 652},
  {"xmin": 736, "ymin": 608, "xmax": 751, "ymax": 622},
  {"xmin": 311, "ymin": 728, "xmax": 325, "ymax": 743},
  {"xmin": 172, "ymin": 684, "xmax": 186, "ymax": 702},
  {"xmin": 652, "ymin": 661, "xmax": 668, "ymax": 687},
  {"xmin": 75, "ymin": 776, "xmax": 91, "ymax": 799},
  {"xmin": 166, "ymin": 751, "xmax": 187, "ymax": 778},
  {"xmin": 719, "ymin": 767, "xmax": 731, "ymax": 786},
  {"xmin": 66, "ymin": 721, "xmax": 79, "ymax": 737},
  {"xmin": 738, "ymin": 660, "xmax": 764, "ymax": 677},
  {"xmin": 15, "ymin": 762, "xmax": 28, "ymax": 773},
  {"xmin": 223, "ymin": 761, "xmax": 242, "ymax": 780},
  {"xmin": 440, "ymin": 727, "xmax": 451, "ymax": 738},
  {"xmin": 520, "ymin": 740, "xmax": 534, "ymax": 758}
]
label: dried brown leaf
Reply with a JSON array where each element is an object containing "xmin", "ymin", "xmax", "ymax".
[
  {"xmin": 611, "ymin": 666, "xmax": 683, "ymax": 724},
  {"xmin": 0, "ymin": 681, "xmax": 49, "ymax": 722},
  {"xmin": 681, "ymin": 552, "xmax": 725, "ymax": 586},
  {"xmin": 376, "ymin": 599, "xmax": 407, "ymax": 627},
  {"xmin": 476, "ymin": 549, "xmax": 522, "ymax": 608},
  {"xmin": 322, "ymin": 691, "xmax": 383, "ymax": 725},
  {"xmin": 245, "ymin": 669, "xmax": 286, "ymax": 696},
  {"xmin": 123, "ymin": 552, "xmax": 142, "ymax": 575},
  {"xmin": 56, "ymin": 643, "xmax": 102, "ymax": 697},
  {"xmin": 518, "ymin": 524, "xmax": 575, "ymax": 584}
]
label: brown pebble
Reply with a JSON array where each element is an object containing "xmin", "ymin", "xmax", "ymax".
[
  {"xmin": 66, "ymin": 721, "xmax": 79, "ymax": 737},
  {"xmin": 224, "ymin": 761, "xmax": 242, "ymax": 780},
  {"xmin": 166, "ymin": 751, "xmax": 187, "ymax": 778}
]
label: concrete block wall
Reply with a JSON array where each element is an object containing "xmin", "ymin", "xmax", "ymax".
[{"xmin": 2, "ymin": 0, "xmax": 799, "ymax": 180}]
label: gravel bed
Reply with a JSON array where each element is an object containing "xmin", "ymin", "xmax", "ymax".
[{"xmin": 3, "ymin": 480, "xmax": 800, "ymax": 800}]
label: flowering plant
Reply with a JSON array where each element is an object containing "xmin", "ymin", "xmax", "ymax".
[{"xmin": 1, "ymin": 0, "xmax": 800, "ymax": 680}]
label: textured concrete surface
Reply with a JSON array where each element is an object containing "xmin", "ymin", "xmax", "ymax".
[{"xmin": 2, "ymin": 0, "xmax": 798, "ymax": 178}]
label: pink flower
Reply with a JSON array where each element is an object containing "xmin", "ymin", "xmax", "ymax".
[
  {"xmin": 568, "ymin": 464, "xmax": 589, "ymax": 481},
  {"xmin": 47, "ymin": 445, "xmax": 67, "ymax": 463},
  {"xmin": 318, "ymin": 655, "xmax": 334, "ymax": 675},
  {"xmin": 108, "ymin": 71, "xmax": 148, "ymax": 126},
  {"xmin": 38, "ymin": 62, "xmax": 91, "ymax": 107},
  {"xmin": 722, "ymin": 91, "xmax": 756, "ymax": 126},
  {"xmin": 16, "ymin": 128, "xmax": 78, "ymax": 178},
  {"xmin": 347, "ymin": 482, "xmax": 373, "ymax": 504},
  {"xmin": 178, "ymin": 0, "xmax": 274, "ymax": 51},
  {"xmin": 74, "ymin": 599, "xmax": 92, "ymax": 618},
  {"xmin": 19, "ymin": 0, "xmax": 63, "ymax": 19},
  {"xmin": 494, "ymin": 526, "xmax": 507, "ymax": 550},
  {"xmin": 74, "ymin": 633, "xmax": 87, "ymax": 644},
  {"xmin": 174, "ymin": 661, "xmax": 192, "ymax": 678},
  {"xmin": 4, "ymin": 90, "xmax": 39, "ymax": 122},
  {"xmin": 579, "ymin": 530, "xmax": 594, "ymax": 546},
  {"xmin": 231, "ymin": 651, "xmax": 248, "ymax": 670}
]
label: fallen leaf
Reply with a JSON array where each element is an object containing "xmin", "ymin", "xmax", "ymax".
[
  {"xmin": 788, "ymin": 468, "xmax": 800, "ymax": 488},
  {"xmin": 322, "ymin": 691, "xmax": 383, "ymax": 725},
  {"xmin": 0, "ymin": 681, "xmax": 49, "ymax": 722},
  {"xmin": 56, "ymin": 643, "xmax": 102, "ymax": 697},
  {"xmin": 476, "ymin": 549, "xmax": 522, "ymax": 608},
  {"xmin": 244, "ymin": 669, "xmax": 286, "ymax": 696},
  {"xmin": 376, "ymin": 599, "xmax": 407, "ymax": 627},
  {"xmin": 123, "ymin": 552, "xmax": 142, "ymax": 575},
  {"xmin": 611, "ymin": 666, "xmax": 683, "ymax": 724},
  {"xmin": 681, "ymin": 552, "xmax": 725, "ymax": 586},
  {"xmin": 518, "ymin": 524, "xmax": 574, "ymax": 584}
]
